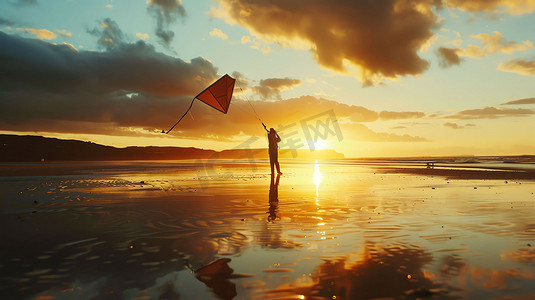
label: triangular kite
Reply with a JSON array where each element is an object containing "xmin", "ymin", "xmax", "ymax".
[
  {"xmin": 165, "ymin": 74, "xmax": 236, "ymax": 134},
  {"xmin": 196, "ymin": 74, "xmax": 235, "ymax": 113}
]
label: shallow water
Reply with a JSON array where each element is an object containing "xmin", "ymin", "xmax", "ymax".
[{"xmin": 1, "ymin": 160, "xmax": 535, "ymax": 299}]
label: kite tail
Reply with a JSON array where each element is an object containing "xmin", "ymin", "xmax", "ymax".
[{"xmin": 164, "ymin": 97, "xmax": 196, "ymax": 134}]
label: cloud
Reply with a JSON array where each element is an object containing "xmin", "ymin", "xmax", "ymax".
[
  {"xmin": 0, "ymin": 30, "xmax": 426, "ymax": 143},
  {"xmin": 209, "ymin": 28, "xmax": 228, "ymax": 40},
  {"xmin": 379, "ymin": 111, "xmax": 426, "ymax": 121},
  {"xmin": 445, "ymin": 106, "xmax": 535, "ymax": 120},
  {"xmin": 253, "ymin": 78, "xmax": 302, "ymax": 100},
  {"xmin": 231, "ymin": 71, "xmax": 249, "ymax": 90},
  {"xmin": 147, "ymin": 0, "xmax": 186, "ymax": 47},
  {"xmin": 456, "ymin": 31, "xmax": 530, "ymax": 58},
  {"xmin": 168, "ymin": 96, "xmax": 426, "ymax": 142},
  {"xmin": 211, "ymin": 0, "xmax": 440, "ymax": 85},
  {"xmin": 0, "ymin": 30, "xmax": 218, "ymax": 132},
  {"xmin": 87, "ymin": 18, "xmax": 125, "ymax": 50},
  {"xmin": 443, "ymin": 122, "xmax": 463, "ymax": 129},
  {"xmin": 498, "ymin": 59, "xmax": 535, "ymax": 76},
  {"xmin": 502, "ymin": 98, "xmax": 535, "ymax": 105},
  {"xmin": 55, "ymin": 29, "xmax": 72, "ymax": 38},
  {"xmin": 16, "ymin": 28, "xmax": 56, "ymax": 40},
  {"xmin": 445, "ymin": 0, "xmax": 535, "ymax": 15},
  {"xmin": 240, "ymin": 35, "xmax": 270, "ymax": 53},
  {"xmin": 0, "ymin": 35, "xmax": 425, "ymax": 145},
  {"xmin": 437, "ymin": 47, "xmax": 462, "ymax": 68},
  {"xmin": 136, "ymin": 32, "xmax": 150, "ymax": 40}
]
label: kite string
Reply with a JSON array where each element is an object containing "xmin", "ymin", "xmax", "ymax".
[
  {"xmin": 165, "ymin": 97, "xmax": 196, "ymax": 134},
  {"xmin": 236, "ymin": 82, "xmax": 268, "ymax": 132}
]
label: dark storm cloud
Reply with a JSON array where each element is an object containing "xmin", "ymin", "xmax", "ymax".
[
  {"xmin": 147, "ymin": 0, "xmax": 186, "ymax": 47},
  {"xmin": 213, "ymin": 0, "xmax": 440, "ymax": 85},
  {"xmin": 0, "ymin": 30, "xmax": 218, "ymax": 132},
  {"xmin": 253, "ymin": 78, "xmax": 302, "ymax": 100},
  {"xmin": 437, "ymin": 47, "xmax": 462, "ymax": 68}
]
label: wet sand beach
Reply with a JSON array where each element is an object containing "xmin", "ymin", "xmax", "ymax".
[{"xmin": 1, "ymin": 159, "xmax": 535, "ymax": 299}]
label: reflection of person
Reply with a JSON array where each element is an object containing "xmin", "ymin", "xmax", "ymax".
[
  {"xmin": 268, "ymin": 128, "xmax": 282, "ymax": 175},
  {"xmin": 268, "ymin": 173, "xmax": 280, "ymax": 222}
]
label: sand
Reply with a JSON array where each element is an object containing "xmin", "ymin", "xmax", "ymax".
[{"xmin": 1, "ymin": 159, "xmax": 535, "ymax": 299}]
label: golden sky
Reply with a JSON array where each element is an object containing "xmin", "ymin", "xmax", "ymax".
[{"xmin": 1, "ymin": 0, "xmax": 534, "ymax": 157}]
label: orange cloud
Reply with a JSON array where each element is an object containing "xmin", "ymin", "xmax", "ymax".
[
  {"xmin": 445, "ymin": 0, "xmax": 535, "ymax": 15},
  {"xmin": 136, "ymin": 32, "xmax": 150, "ymax": 40},
  {"xmin": 212, "ymin": 0, "xmax": 439, "ymax": 85},
  {"xmin": 498, "ymin": 59, "xmax": 535, "ymax": 76},
  {"xmin": 446, "ymin": 31, "xmax": 531, "ymax": 63},
  {"xmin": 209, "ymin": 28, "xmax": 228, "ymax": 40},
  {"xmin": 16, "ymin": 28, "xmax": 56, "ymax": 40}
]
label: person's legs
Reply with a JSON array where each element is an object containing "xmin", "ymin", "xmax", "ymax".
[
  {"xmin": 273, "ymin": 151, "xmax": 281, "ymax": 174},
  {"xmin": 269, "ymin": 150, "xmax": 276, "ymax": 174}
]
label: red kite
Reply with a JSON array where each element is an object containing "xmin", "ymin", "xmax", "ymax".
[{"xmin": 165, "ymin": 74, "xmax": 235, "ymax": 134}]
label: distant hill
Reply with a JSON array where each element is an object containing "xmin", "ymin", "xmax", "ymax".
[{"xmin": 0, "ymin": 134, "xmax": 344, "ymax": 162}]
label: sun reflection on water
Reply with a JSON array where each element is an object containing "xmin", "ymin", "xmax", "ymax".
[{"xmin": 313, "ymin": 160, "xmax": 322, "ymax": 198}]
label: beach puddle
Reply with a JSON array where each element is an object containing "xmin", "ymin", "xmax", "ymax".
[{"xmin": 1, "ymin": 160, "xmax": 535, "ymax": 299}]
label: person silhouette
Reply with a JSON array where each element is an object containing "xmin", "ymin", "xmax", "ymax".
[
  {"xmin": 268, "ymin": 173, "xmax": 281, "ymax": 222},
  {"xmin": 267, "ymin": 128, "xmax": 282, "ymax": 175}
]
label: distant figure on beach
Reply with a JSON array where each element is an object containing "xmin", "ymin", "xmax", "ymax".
[
  {"xmin": 268, "ymin": 128, "xmax": 282, "ymax": 175},
  {"xmin": 268, "ymin": 173, "xmax": 281, "ymax": 222}
]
